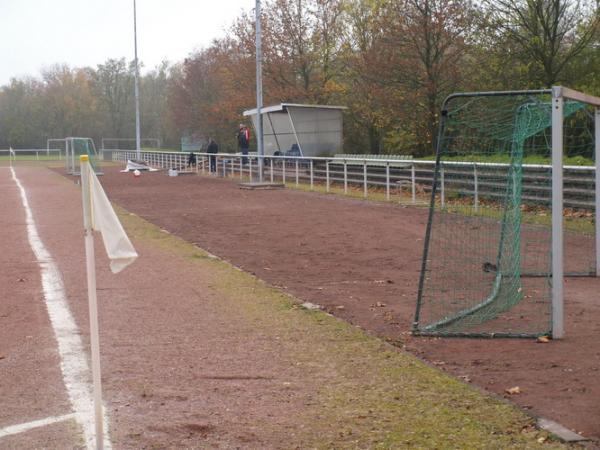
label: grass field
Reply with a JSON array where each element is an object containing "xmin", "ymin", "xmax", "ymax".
[{"xmin": 420, "ymin": 153, "xmax": 595, "ymax": 166}]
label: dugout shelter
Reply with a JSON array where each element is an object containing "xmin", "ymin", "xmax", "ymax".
[{"xmin": 243, "ymin": 103, "xmax": 346, "ymax": 157}]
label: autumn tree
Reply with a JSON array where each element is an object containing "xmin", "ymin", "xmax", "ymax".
[
  {"xmin": 91, "ymin": 58, "xmax": 134, "ymax": 138},
  {"xmin": 486, "ymin": 0, "xmax": 600, "ymax": 87},
  {"xmin": 338, "ymin": 0, "xmax": 393, "ymax": 154},
  {"xmin": 382, "ymin": 0, "xmax": 477, "ymax": 155}
]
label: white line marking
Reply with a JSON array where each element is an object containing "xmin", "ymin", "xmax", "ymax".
[
  {"xmin": 0, "ymin": 414, "xmax": 76, "ymax": 438},
  {"xmin": 10, "ymin": 167, "xmax": 112, "ymax": 449}
]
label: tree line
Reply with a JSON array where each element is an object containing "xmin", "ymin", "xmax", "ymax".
[{"xmin": 1, "ymin": 0, "xmax": 598, "ymax": 156}]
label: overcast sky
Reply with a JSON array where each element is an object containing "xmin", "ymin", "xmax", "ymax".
[{"xmin": 0, "ymin": 0, "xmax": 256, "ymax": 85}]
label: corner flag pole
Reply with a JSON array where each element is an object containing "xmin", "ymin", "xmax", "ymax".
[
  {"xmin": 80, "ymin": 155, "xmax": 105, "ymax": 450},
  {"xmin": 133, "ymin": 0, "xmax": 141, "ymax": 160}
]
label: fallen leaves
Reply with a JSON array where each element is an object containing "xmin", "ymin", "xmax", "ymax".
[
  {"xmin": 505, "ymin": 386, "xmax": 521, "ymax": 395},
  {"xmin": 371, "ymin": 301, "xmax": 386, "ymax": 308}
]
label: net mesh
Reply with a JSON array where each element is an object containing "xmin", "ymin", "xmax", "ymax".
[
  {"xmin": 67, "ymin": 138, "xmax": 101, "ymax": 175},
  {"xmin": 415, "ymin": 92, "xmax": 596, "ymax": 337}
]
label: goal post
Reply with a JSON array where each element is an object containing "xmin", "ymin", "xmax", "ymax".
[
  {"xmin": 47, "ymin": 138, "xmax": 66, "ymax": 158},
  {"xmin": 414, "ymin": 86, "xmax": 600, "ymax": 339}
]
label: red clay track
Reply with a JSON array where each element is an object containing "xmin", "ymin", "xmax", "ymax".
[{"xmin": 97, "ymin": 167, "xmax": 600, "ymax": 440}]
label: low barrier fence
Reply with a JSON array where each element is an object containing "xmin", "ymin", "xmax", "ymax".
[
  {"xmin": 1, "ymin": 149, "xmax": 63, "ymax": 160},
  {"xmin": 109, "ymin": 150, "xmax": 596, "ymax": 210}
]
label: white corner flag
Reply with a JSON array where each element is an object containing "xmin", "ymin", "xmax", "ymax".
[
  {"xmin": 86, "ymin": 165, "xmax": 138, "ymax": 273},
  {"xmin": 80, "ymin": 155, "xmax": 137, "ymax": 450}
]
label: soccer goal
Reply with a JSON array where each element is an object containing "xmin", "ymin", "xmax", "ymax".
[
  {"xmin": 65, "ymin": 137, "xmax": 101, "ymax": 175},
  {"xmin": 47, "ymin": 138, "xmax": 67, "ymax": 158},
  {"xmin": 414, "ymin": 87, "xmax": 600, "ymax": 339}
]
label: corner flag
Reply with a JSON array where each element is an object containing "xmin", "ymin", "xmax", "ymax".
[
  {"xmin": 85, "ymin": 162, "xmax": 138, "ymax": 273},
  {"xmin": 80, "ymin": 155, "xmax": 137, "ymax": 449}
]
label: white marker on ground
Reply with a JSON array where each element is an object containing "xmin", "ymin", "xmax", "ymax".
[
  {"xmin": 10, "ymin": 167, "xmax": 112, "ymax": 449},
  {"xmin": 0, "ymin": 414, "xmax": 76, "ymax": 439}
]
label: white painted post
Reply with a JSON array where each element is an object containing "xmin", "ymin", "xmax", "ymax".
[
  {"xmin": 326, "ymin": 161, "xmax": 330, "ymax": 192},
  {"xmin": 295, "ymin": 159, "xmax": 299, "ymax": 186},
  {"xmin": 283, "ymin": 159, "xmax": 286, "ymax": 184},
  {"xmin": 270, "ymin": 158, "xmax": 274, "ymax": 183},
  {"xmin": 249, "ymin": 157, "xmax": 253, "ymax": 181},
  {"xmin": 474, "ymin": 163, "xmax": 479, "ymax": 212},
  {"xmin": 363, "ymin": 160, "xmax": 368, "ymax": 198},
  {"xmin": 551, "ymin": 87, "xmax": 565, "ymax": 339},
  {"xmin": 411, "ymin": 163, "xmax": 416, "ymax": 204},
  {"xmin": 344, "ymin": 160, "xmax": 348, "ymax": 194},
  {"xmin": 595, "ymin": 108, "xmax": 600, "ymax": 277},
  {"xmin": 386, "ymin": 162, "xmax": 390, "ymax": 201},
  {"xmin": 80, "ymin": 156, "xmax": 105, "ymax": 450},
  {"xmin": 310, "ymin": 160, "xmax": 314, "ymax": 190}
]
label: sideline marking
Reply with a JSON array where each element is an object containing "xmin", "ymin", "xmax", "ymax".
[
  {"xmin": 0, "ymin": 414, "xmax": 76, "ymax": 439},
  {"xmin": 10, "ymin": 167, "xmax": 112, "ymax": 449}
]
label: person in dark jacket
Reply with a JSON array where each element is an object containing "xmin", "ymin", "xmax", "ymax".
[
  {"xmin": 237, "ymin": 124, "xmax": 250, "ymax": 164},
  {"xmin": 206, "ymin": 137, "xmax": 219, "ymax": 173},
  {"xmin": 187, "ymin": 151, "xmax": 197, "ymax": 168}
]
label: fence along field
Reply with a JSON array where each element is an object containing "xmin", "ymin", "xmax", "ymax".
[{"xmin": 111, "ymin": 87, "xmax": 600, "ymax": 342}]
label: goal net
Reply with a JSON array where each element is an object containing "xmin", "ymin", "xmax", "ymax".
[
  {"xmin": 66, "ymin": 137, "xmax": 101, "ymax": 175},
  {"xmin": 414, "ymin": 89, "xmax": 598, "ymax": 337}
]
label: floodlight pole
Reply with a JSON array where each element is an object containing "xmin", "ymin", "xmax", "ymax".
[
  {"xmin": 133, "ymin": 0, "xmax": 141, "ymax": 160},
  {"xmin": 256, "ymin": 0, "xmax": 264, "ymax": 182}
]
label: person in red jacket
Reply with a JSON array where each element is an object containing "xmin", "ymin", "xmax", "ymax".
[{"xmin": 237, "ymin": 123, "xmax": 250, "ymax": 164}]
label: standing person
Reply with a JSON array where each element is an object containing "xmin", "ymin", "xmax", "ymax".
[
  {"xmin": 187, "ymin": 151, "xmax": 197, "ymax": 168},
  {"xmin": 206, "ymin": 137, "xmax": 219, "ymax": 173},
  {"xmin": 237, "ymin": 123, "xmax": 250, "ymax": 164}
]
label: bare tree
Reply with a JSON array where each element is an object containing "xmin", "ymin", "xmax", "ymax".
[{"xmin": 487, "ymin": 0, "xmax": 600, "ymax": 86}]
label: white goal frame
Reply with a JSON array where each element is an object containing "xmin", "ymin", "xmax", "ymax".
[{"xmin": 551, "ymin": 86, "xmax": 600, "ymax": 338}]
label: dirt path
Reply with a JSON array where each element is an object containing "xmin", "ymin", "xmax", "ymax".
[
  {"xmin": 96, "ymin": 167, "xmax": 600, "ymax": 441},
  {"xmin": 1, "ymin": 165, "xmax": 565, "ymax": 448},
  {"xmin": 0, "ymin": 167, "xmax": 80, "ymax": 449}
]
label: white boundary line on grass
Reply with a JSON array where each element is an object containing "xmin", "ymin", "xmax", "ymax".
[
  {"xmin": 0, "ymin": 414, "xmax": 76, "ymax": 439},
  {"xmin": 9, "ymin": 167, "xmax": 112, "ymax": 449}
]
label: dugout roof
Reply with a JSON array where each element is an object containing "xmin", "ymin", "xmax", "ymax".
[{"xmin": 243, "ymin": 103, "xmax": 347, "ymax": 157}]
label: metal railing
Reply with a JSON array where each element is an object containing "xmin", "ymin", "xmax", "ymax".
[
  {"xmin": 1, "ymin": 149, "xmax": 63, "ymax": 160},
  {"xmin": 109, "ymin": 150, "xmax": 597, "ymax": 210}
]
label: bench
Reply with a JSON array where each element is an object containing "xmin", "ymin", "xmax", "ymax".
[{"xmin": 332, "ymin": 154, "xmax": 413, "ymax": 168}]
